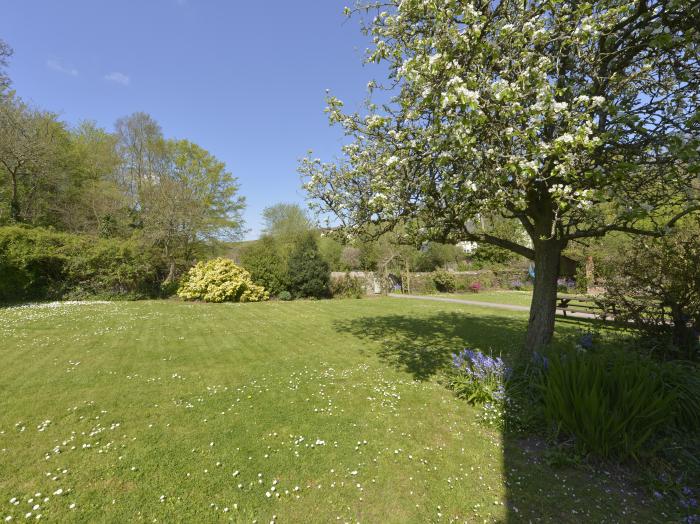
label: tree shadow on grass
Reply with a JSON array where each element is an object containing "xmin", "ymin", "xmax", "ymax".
[
  {"xmin": 335, "ymin": 309, "xmax": 662, "ymax": 522},
  {"xmin": 334, "ymin": 312, "xmax": 528, "ymax": 380}
]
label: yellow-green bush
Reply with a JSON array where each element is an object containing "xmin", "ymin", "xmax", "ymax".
[{"xmin": 177, "ymin": 258, "xmax": 269, "ymax": 303}]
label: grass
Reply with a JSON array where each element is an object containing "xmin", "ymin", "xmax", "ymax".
[
  {"xmin": 0, "ymin": 298, "xmax": 677, "ymax": 522},
  {"xmin": 429, "ymin": 290, "xmax": 535, "ymax": 307}
]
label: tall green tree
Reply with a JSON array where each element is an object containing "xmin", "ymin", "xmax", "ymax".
[
  {"xmin": 0, "ymin": 93, "xmax": 73, "ymax": 225},
  {"xmin": 61, "ymin": 121, "xmax": 126, "ymax": 235},
  {"xmin": 115, "ymin": 112, "xmax": 166, "ymax": 209},
  {"xmin": 0, "ymin": 38, "xmax": 12, "ymax": 92},
  {"xmin": 302, "ymin": 0, "xmax": 700, "ymax": 352},
  {"xmin": 287, "ymin": 232, "xmax": 331, "ymax": 298},
  {"xmin": 240, "ymin": 236, "xmax": 288, "ymax": 295},
  {"xmin": 140, "ymin": 139, "xmax": 245, "ymax": 282},
  {"xmin": 261, "ymin": 202, "xmax": 312, "ymax": 239}
]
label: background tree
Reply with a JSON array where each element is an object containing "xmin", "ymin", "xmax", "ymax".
[
  {"xmin": 0, "ymin": 38, "xmax": 12, "ymax": 92},
  {"xmin": 115, "ymin": 112, "xmax": 165, "ymax": 210},
  {"xmin": 317, "ymin": 234, "xmax": 343, "ymax": 271},
  {"xmin": 0, "ymin": 93, "xmax": 73, "ymax": 225},
  {"xmin": 60, "ymin": 121, "xmax": 126, "ymax": 235},
  {"xmin": 340, "ymin": 245, "xmax": 363, "ymax": 271},
  {"xmin": 262, "ymin": 202, "xmax": 312, "ymax": 239},
  {"xmin": 414, "ymin": 241, "xmax": 464, "ymax": 272},
  {"xmin": 302, "ymin": 0, "xmax": 700, "ymax": 352},
  {"xmin": 140, "ymin": 139, "xmax": 245, "ymax": 283},
  {"xmin": 240, "ymin": 236, "xmax": 287, "ymax": 296},
  {"xmin": 286, "ymin": 232, "xmax": 331, "ymax": 298},
  {"xmin": 258, "ymin": 202, "xmax": 315, "ymax": 269},
  {"xmin": 470, "ymin": 217, "xmax": 528, "ymax": 267}
]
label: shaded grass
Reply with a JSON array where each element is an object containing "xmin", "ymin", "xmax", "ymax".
[{"xmin": 0, "ymin": 299, "xmax": 674, "ymax": 522}]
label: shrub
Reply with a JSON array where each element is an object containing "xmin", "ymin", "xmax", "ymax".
[
  {"xmin": 0, "ymin": 226, "xmax": 160, "ymax": 302},
  {"xmin": 469, "ymin": 281, "xmax": 482, "ymax": 293},
  {"xmin": 286, "ymin": 233, "xmax": 330, "ymax": 299},
  {"xmin": 432, "ymin": 269, "xmax": 456, "ymax": 293},
  {"xmin": 177, "ymin": 258, "xmax": 268, "ymax": 303},
  {"xmin": 240, "ymin": 236, "xmax": 287, "ymax": 296},
  {"xmin": 660, "ymin": 361, "xmax": 700, "ymax": 432},
  {"xmin": 539, "ymin": 350, "xmax": 676, "ymax": 460},
  {"xmin": 600, "ymin": 221, "xmax": 700, "ymax": 361},
  {"xmin": 330, "ymin": 273, "xmax": 365, "ymax": 299},
  {"xmin": 277, "ymin": 290, "xmax": 292, "ymax": 301},
  {"xmin": 403, "ymin": 273, "xmax": 436, "ymax": 294}
]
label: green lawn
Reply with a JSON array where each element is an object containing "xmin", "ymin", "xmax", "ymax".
[
  {"xmin": 431, "ymin": 290, "xmax": 535, "ymax": 307},
  {"xmin": 0, "ymin": 298, "xmax": 670, "ymax": 522}
]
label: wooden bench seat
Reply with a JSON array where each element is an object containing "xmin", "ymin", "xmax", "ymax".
[{"xmin": 556, "ymin": 294, "xmax": 609, "ymax": 318}]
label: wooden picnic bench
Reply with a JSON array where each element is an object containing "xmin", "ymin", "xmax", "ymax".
[{"xmin": 556, "ymin": 294, "xmax": 610, "ymax": 319}]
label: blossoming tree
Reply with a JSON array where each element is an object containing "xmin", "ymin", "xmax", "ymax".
[{"xmin": 301, "ymin": 0, "xmax": 700, "ymax": 352}]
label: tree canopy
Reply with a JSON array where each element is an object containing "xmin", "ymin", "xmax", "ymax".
[
  {"xmin": 302, "ymin": 0, "xmax": 700, "ymax": 351},
  {"xmin": 261, "ymin": 202, "xmax": 312, "ymax": 239},
  {"xmin": 0, "ymin": 78, "xmax": 245, "ymax": 284}
]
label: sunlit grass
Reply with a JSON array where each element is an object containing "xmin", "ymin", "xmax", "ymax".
[
  {"xmin": 430, "ymin": 290, "xmax": 535, "ymax": 307},
  {"xmin": 0, "ymin": 299, "xmax": 668, "ymax": 522}
]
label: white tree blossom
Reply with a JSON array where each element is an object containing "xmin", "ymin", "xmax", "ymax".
[{"xmin": 302, "ymin": 0, "xmax": 700, "ymax": 351}]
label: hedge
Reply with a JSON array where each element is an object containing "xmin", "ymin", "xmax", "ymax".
[{"xmin": 0, "ymin": 226, "xmax": 161, "ymax": 302}]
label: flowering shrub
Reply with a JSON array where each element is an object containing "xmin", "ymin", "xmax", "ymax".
[
  {"xmin": 469, "ymin": 281, "xmax": 482, "ymax": 293},
  {"xmin": 177, "ymin": 258, "xmax": 269, "ymax": 303}
]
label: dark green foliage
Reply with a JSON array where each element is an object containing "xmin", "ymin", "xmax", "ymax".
[
  {"xmin": 414, "ymin": 242, "xmax": 463, "ymax": 272},
  {"xmin": 540, "ymin": 350, "xmax": 677, "ymax": 460},
  {"xmin": 432, "ymin": 269, "xmax": 456, "ymax": 292},
  {"xmin": 600, "ymin": 220, "xmax": 700, "ymax": 361},
  {"xmin": 277, "ymin": 290, "xmax": 292, "ymax": 301},
  {"xmin": 330, "ymin": 273, "xmax": 365, "ymax": 299},
  {"xmin": 660, "ymin": 361, "xmax": 700, "ymax": 433},
  {"xmin": 0, "ymin": 226, "xmax": 160, "ymax": 302},
  {"xmin": 286, "ymin": 233, "xmax": 330, "ymax": 299},
  {"xmin": 318, "ymin": 236, "xmax": 343, "ymax": 270},
  {"xmin": 470, "ymin": 243, "xmax": 519, "ymax": 265},
  {"xmin": 240, "ymin": 236, "xmax": 287, "ymax": 296}
]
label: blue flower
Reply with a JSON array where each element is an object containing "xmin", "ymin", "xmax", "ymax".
[
  {"xmin": 532, "ymin": 351, "xmax": 549, "ymax": 370},
  {"xmin": 579, "ymin": 333, "xmax": 594, "ymax": 350}
]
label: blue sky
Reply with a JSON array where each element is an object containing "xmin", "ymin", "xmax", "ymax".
[{"xmin": 2, "ymin": 0, "xmax": 380, "ymax": 239}]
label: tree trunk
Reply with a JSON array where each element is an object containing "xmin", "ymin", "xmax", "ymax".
[
  {"xmin": 164, "ymin": 260, "xmax": 176, "ymax": 284},
  {"xmin": 670, "ymin": 305, "xmax": 695, "ymax": 360},
  {"xmin": 9, "ymin": 170, "xmax": 20, "ymax": 222},
  {"xmin": 524, "ymin": 240, "xmax": 562, "ymax": 353},
  {"xmin": 585, "ymin": 255, "xmax": 595, "ymax": 294}
]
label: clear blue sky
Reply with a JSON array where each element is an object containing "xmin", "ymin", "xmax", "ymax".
[{"xmin": 1, "ymin": 0, "xmax": 380, "ymax": 239}]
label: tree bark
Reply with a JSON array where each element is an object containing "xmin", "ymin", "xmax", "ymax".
[
  {"xmin": 524, "ymin": 240, "xmax": 562, "ymax": 353},
  {"xmin": 164, "ymin": 260, "xmax": 176, "ymax": 284},
  {"xmin": 9, "ymin": 170, "xmax": 20, "ymax": 222}
]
